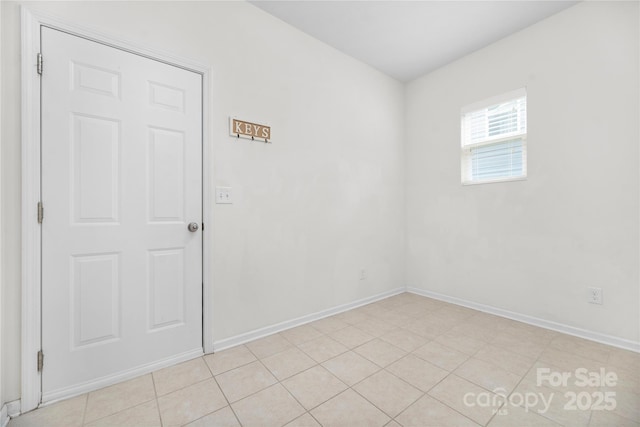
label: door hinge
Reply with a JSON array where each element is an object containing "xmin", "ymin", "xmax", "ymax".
[
  {"xmin": 37, "ymin": 202, "xmax": 44, "ymax": 224},
  {"xmin": 37, "ymin": 53, "xmax": 43, "ymax": 75},
  {"xmin": 37, "ymin": 350, "xmax": 44, "ymax": 372}
]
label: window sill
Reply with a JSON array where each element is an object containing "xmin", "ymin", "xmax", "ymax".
[{"xmin": 462, "ymin": 175, "xmax": 527, "ymax": 186}]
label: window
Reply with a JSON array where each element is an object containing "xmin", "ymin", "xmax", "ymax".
[{"xmin": 461, "ymin": 88, "xmax": 527, "ymax": 184}]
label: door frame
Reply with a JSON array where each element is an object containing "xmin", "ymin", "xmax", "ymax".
[{"xmin": 21, "ymin": 7, "xmax": 213, "ymax": 411}]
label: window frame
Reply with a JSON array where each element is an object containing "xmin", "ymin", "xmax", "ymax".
[{"xmin": 460, "ymin": 88, "xmax": 527, "ymax": 185}]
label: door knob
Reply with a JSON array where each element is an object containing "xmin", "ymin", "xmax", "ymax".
[{"xmin": 188, "ymin": 222, "xmax": 199, "ymax": 232}]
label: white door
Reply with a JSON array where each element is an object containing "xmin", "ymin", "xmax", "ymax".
[{"xmin": 41, "ymin": 27, "xmax": 203, "ymax": 399}]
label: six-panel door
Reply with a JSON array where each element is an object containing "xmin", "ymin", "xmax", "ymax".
[{"xmin": 41, "ymin": 27, "xmax": 203, "ymax": 398}]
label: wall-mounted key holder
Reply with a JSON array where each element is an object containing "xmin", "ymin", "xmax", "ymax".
[{"xmin": 229, "ymin": 117, "xmax": 271, "ymax": 143}]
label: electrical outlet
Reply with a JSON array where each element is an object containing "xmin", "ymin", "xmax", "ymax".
[
  {"xmin": 588, "ymin": 287, "xmax": 603, "ymax": 305},
  {"xmin": 360, "ymin": 269, "xmax": 367, "ymax": 280}
]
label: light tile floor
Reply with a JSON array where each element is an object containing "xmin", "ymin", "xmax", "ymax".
[{"xmin": 9, "ymin": 293, "xmax": 640, "ymax": 427}]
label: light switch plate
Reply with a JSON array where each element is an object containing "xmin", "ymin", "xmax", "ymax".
[{"xmin": 216, "ymin": 186, "xmax": 232, "ymax": 204}]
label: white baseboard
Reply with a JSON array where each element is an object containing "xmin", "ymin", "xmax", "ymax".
[
  {"xmin": 1, "ymin": 400, "xmax": 21, "ymax": 426},
  {"xmin": 1, "ymin": 405, "xmax": 7, "ymax": 427},
  {"xmin": 213, "ymin": 287, "xmax": 406, "ymax": 351},
  {"xmin": 6, "ymin": 400, "xmax": 20, "ymax": 419},
  {"xmin": 41, "ymin": 348, "xmax": 203, "ymax": 405},
  {"xmin": 407, "ymin": 287, "xmax": 640, "ymax": 353}
]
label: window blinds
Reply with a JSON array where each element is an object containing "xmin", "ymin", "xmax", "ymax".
[{"xmin": 461, "ymin": 90, "xmax": 527, "ymax": 184}]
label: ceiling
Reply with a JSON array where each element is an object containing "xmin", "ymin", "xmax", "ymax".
[{"xmin": 249, "ymin": 1, "xmax": 579, "ymax": 82}]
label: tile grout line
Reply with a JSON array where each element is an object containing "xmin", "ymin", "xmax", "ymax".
[
  {"xmin": 302, "ymin": 334, "xmax": 427, "ymax": 423},
  {"xmin": 486, "ymin": 354, "xmax": 549, "ymax": 427},
  {"xmin": 215, "ymin": 346, "xmax": 339, "ymax": 426},
  {"xmin": 156, "ymin": 376, "xmax": 212, "ymax": 400},
  {"xmin": 370, "ymin": 298, "xmax": 475, "ymax": 424},
  {"xmin": 399, "ymin": 324, "xmax": 496, "ymax": 427},
  {"xmin": 446, "ymin": 331, "xmax": 531, "ymax": 426},
  {"xmin": 486, "ymin": 331, "xmax": 598, "ymax": 427},
  {"xmin": 277, "ymin": 361, "xmax": 346, "ymax": 412},
  {"xmin": 201, "ymin": 354, "xmax": 243, "ymax": 427},
  {"xmin": 82, "ymin": 396, "xmax": 158, "ymax": 426},
  {"xmin": 261, "ymin": 336, "xmax": 414, "ymax": 423},
  {"xmin": 79, "ymin": 392, "xmax": 89, "ymax": 427},
  {"xmin": 269, "ymin": 365, "xmax": 316, "ymax": 426},
  {"xmin": 251, "ymin": 356, "xmax": 311, "ymax": 426},
  {"xmin": 81, "ymin": 377, "xmax": 158, "ymax": 427},
  {"xmin": 350, "ymin": 373, "xmax": 426, "ymax": 424},
  {"xmin": 149, "ymin": 370, "xmax": 163, "ymax": 427},
  {"xmin": 421, "ymin": 372, "xmax": 496, "ymax": 427},
  {"xmin": 203, "ymin": 346, "xmax": 257, "ymax": 377}
]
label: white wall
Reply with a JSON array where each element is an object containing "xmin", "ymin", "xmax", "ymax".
[
  {"xmin": 406, "ymin": 1, "xmax": 639, "ymax": 345},
  {"xmin": 0, "ymin": 1, "xmax": 405, "ymax": 402}
]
